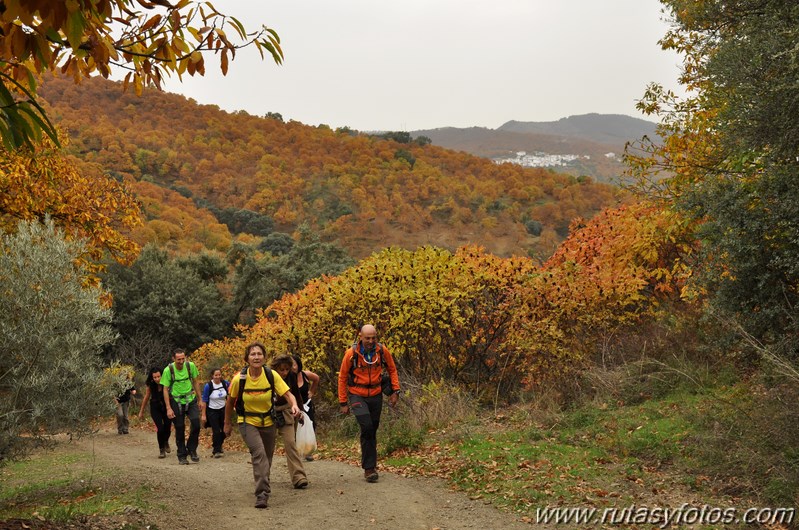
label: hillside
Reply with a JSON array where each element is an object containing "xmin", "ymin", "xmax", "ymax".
[
  {"xmin": 498, "ymin": 113, "xmax": 657, "ymax": 146},
  {"xmin": 40, "ymin": 76, "xmax": 620, "ymax": 259},
  {"xmin": 412, "ymin": 114, "xmax": 657, "ymax": 183}
]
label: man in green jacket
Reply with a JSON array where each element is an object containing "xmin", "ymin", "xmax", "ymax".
[{"xmin": 162, "ymin": 349, "xmax": 202, "ymax": 465}]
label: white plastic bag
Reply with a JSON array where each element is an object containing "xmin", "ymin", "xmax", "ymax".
[{"xmin": 295, "ymin": 411, "xmax": 316, "ymax": 457}]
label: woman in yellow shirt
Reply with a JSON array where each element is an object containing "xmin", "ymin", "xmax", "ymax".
[{"xmin": 224, "ymin": 342, "xmax": 300, "ymax": 509}]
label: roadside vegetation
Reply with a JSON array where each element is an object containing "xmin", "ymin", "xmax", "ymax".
[
  {"xmin": 0, "ymin": 446, "xmax": 157, "ymax": 529},
  {"xmin": 320, "ymin": 351, "xmax": 798, "ymax": 522}
]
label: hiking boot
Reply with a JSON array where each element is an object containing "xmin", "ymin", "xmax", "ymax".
[
  {"xmin": 189, "ymin": 451, "xmax": 200, "ymax": 463},
  {"xmin": 254, "ymin": 494, "xmax": 268, "ymax": 509},
  {"xmin": 158, "ymin": 449, "xmax": 166, "ymax": 459},
  {"xmin": 364, "ymin": 468, "xmax": 379, "ymax": 483},
  {"xmin": 213, "ymin": 452, "xmax": 223, "ymax": 459},
  {"xmin": 178, "ymin": 457, "xmax": 189, "ymax": 465},
  {"xmin": 165, "ymin": 444, "xmax": 171, "ymax": 453},
  {"xmin": 305, "ymin": 455, "xmax": 314, "ymax": 462},
  {"xmin": 293, "ymin": 479, "xmax": 309, "ymax": 489}
]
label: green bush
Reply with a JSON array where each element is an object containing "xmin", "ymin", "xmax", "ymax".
[
  {"xmin": 0, "ymin": 220, "xmax": 123, "ymax": 463},
  {"xmin": 380, "ymin": 416, "xmax": 425, "ymax": 454},
  {"xmin": 690, "ymin": 381, "xmax": 799, "ymax": 505}
]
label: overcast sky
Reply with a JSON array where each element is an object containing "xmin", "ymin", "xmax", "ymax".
[{"xmin": 161, "ymin": 0, "xmax": 682, "ymax": 132}]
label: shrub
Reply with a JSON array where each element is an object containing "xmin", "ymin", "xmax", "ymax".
[
  {"xmin": 0, "ymin": 219, "xmax": 124, "ymax": 463},
  {"xmin": 380, "ymin": 416, "xmax": 425, "ymax": 454},
  {"xmin": 524, "ymin": 219, "xmax": 543, "ymax": 236},
  {"xmin": 691, "ymin": 380, "xmax": 799, "ymax": 505}
]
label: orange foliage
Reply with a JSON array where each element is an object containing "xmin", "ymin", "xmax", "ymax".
[
  {"xmin": 0, "ymin": 136, "xmax": 142, "ymax": 277},
  {"xmin": 39, "ymin": 75, "xmax": 620, "ymax": 260},
  {"xmin": 511, "ymin": 201, "xmax": 697, "ymax": 381},
  {"xmin": 195, "ymin": 203, "xmax": 699, "ymax": 399},
  {"xmin": 129, "ymin": 180, "xmax": 232, "ymax": 252}
]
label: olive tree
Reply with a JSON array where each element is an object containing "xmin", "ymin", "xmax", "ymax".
[{"xmin": 0, "ymin": 219, "xmax": 123, "ymax": 463}]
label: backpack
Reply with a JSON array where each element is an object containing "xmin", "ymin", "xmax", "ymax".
[
  {"xmin": 167, "ymin": 361, "xmax": 196, "ymax": 398},
  {"xmin": 204, "ymin": 379, "xmax": 229, "ymax": 402},
  {"xmin": 348, "ymin": 343, "xmax": 395, "ymax": 396},
  {"xmin": 233, "ymin": 366, "xmax": 279, "ymax": 426}
]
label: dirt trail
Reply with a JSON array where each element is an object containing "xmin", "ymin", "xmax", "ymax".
[{"xmin": 75, "ymin": 426, "xmax": 533, "ymax": 530}]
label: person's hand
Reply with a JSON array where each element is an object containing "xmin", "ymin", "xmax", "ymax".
[
  {"xmin": 201, "ymin": 414, "xmax": 207, "ymax": 425},
  {"xmin": 389, "ymin": 392, "xmax": 399, "ymax": 408},
  {"xmin": 131, "ymin": 389, "xmax": 137, "ymax": 395},
  {"xmin": 167, "ymin": 408, "xmax": 175, "ymax": 419},
  {"xmin": 138, "ymin": 412, "xmax": 144, "ymax": 421},
  {"xmin": 223, "ymin": 422, "xmax": 232, "ymax": 437},
  {"xmin": 290, "ymin": 405, "xmax": 300, "ymax": 418},
  {"xmin": 340, "ymin": 405, "xmax": 349, "ymax": 415}
]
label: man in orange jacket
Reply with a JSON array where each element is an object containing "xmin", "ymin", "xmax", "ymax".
[{"xmin": 338, "ymin": 324, "xmax": 400, "ymax": 482}]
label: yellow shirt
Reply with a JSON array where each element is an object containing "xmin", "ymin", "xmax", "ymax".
[{"xmin": 228, "ymin": 368, "xmax": 290, "ymax": 427}]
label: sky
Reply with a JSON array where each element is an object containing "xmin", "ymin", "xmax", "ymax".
[{"xmin": 161, "ymin": 0, "xmax": 683, "ymax": 132}]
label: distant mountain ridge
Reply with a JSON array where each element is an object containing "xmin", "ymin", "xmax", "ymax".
[
  {"xmin": 498, "ymin": 113, "xmax": 657, "ymax": 147},
  {"xmin": 411, "ymin": 113, "xmax": 658, "ymax": 183}
]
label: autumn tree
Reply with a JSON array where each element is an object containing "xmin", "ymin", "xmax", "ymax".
[
  {"xmin": 626, "ymin": 0, "xmax": 799, "ymax": 347},
  {"xmin": 0, "ymin": 0, "xmax": 283, "ymax": 149},
  {"xmin": 196, "ymin": 245, "xmax": 535, "ymax": 403},
  {"xmin": 511, "ymin": 202, "xmax": 696, "ymax": 383},
  {"xmin": 0, "ymin": 137, "xmax": 142, "ymax": 273}
]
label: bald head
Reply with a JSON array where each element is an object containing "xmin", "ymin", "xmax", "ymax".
[{"xmin": 360, "ymin": 324, "xmax": 377, "ymax": 349}]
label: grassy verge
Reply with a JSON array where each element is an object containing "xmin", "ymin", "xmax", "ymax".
[
  {"xmin": 319, "ymin": 380, "xmax": 796, "ymax": 525},
  {"xmin": 0, "ymin": 444, "xmax": 159, "ymax": 528}
]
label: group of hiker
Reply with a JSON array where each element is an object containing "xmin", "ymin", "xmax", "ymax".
[{"xmin": 130, "ymin": 323, "xmax": 401, "ymax": 509}]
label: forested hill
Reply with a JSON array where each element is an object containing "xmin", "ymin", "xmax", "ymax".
[
  {"xmin": 40, "ymin": 76, "xmax": 619, "ymax": 259},
  {"xmin": 411, "ymin": 114, "xmax": 657, "ymax": 183}
]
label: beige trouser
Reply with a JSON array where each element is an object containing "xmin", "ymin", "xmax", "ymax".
[
  {"xmin": 239, "ymin": 422, "xmax": 276, "ymax": 498},
  {"xmin": 274, "ymin": 406, "xmax": 307, "ymax": 486},
  {"xmin": 278, "ymin": 422, "xmax": 307, "ymax": 486}
]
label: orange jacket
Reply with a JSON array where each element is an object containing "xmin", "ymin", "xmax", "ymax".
[{"xmin": 338, "ymin": 342, "xmax": 400, "ymax": 404}]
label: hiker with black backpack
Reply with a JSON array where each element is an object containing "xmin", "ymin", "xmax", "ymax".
[
  {"xmin": 138, "ymin": 367, "xmax": 172, "ymax": 458},
  {"xmin": 338, "ymin": 324, "xmax": 400, "ymax": 483},
  {"xmin": 162, "ymin": 349, "xmax": 202, "ymax": 465},
  {"xmin": 291, "ymin": 354, "xmax": 319, "ymax": 461},
  {"xmin": 224, "ymin": 341, "xmax": 301, "ymax": 509},
  {"xmin": 200, "ymin": 367, "xmax": 229, "ymax": 458},
  {"xmin": 114, "ymin": 368, "xmax": 136, "ymax": 435},
  {"xmin": 270, "ymin": 354, "xmax": 310, "ymax": 489}
]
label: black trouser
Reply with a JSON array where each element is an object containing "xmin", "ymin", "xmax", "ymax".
[
  {"xmin": 116, "ymin": 401, "xmax": 130, "ymax": 433},
  {"xmin": 207, "ymin": 406, "xmax": 226, "ymax": 453},
  {"xmin": 306, "ymin": 400, "xmax": 317, "ymax": 432},
  {"xmin": 150, "ymin": 404, "xmax": 172, "ymax": 451},
  {"xmin": 348, "ymin": 393, "xmax": 383, "ymax": 470},
  {"xmin": 170, "ymin": 397, "xmax": 200, "ymax": 458}
]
